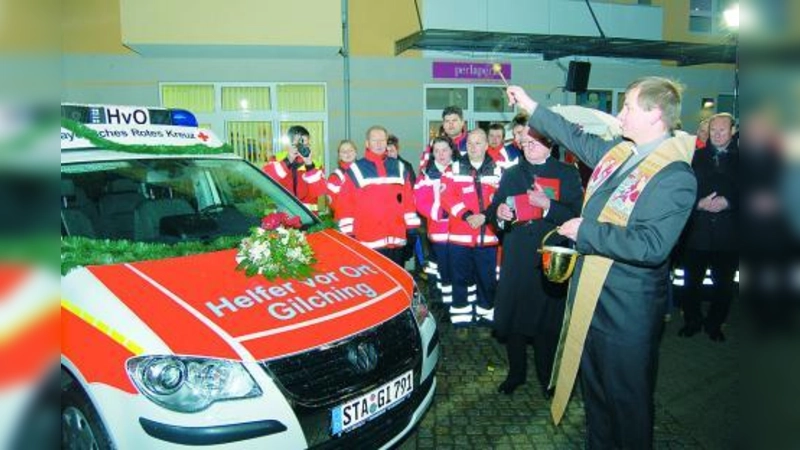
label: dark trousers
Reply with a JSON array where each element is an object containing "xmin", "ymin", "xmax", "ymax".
[
  {"xmin": 429, "ymin": 242, "xmax": 453, "ymax": 302},
  {"xmin": 580, "ymin": 328, "xmax": 658, "ymax": 450},
  {"xmin": 505, "ymin": 331, "xmax": 558, "ymax": 390},
  {"xmin": 430, "ymin": 242, "xmax": 452, "ymax": 286},
  {"xmin": 377, "ymin": 247, "xmax": 405, "ymax": 267},
  {"xmin": 402, "ymin": 229, "xmax": 419, "ymax": 266},
  {"xmin": 681, "ymin": 249, "xmax": 738, "ymax": 332},
  {"xmin": 449, "ymin": 244, "xmax": 497, "ymax": 310}
]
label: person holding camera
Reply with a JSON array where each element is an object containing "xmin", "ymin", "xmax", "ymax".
[{"xmin": 263, "ymin": 125, "xmax": 326, "ymax": 212}]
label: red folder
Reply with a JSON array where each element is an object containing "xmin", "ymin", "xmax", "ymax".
[
  {"xmin": 535, "ymin": 176, "xmax": 561, "ymax": 201},
  {"xmin": 512, "ymin": 176, "xmax": 561, "ymax": 221}
]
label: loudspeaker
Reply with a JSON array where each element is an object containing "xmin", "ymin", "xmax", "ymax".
[{"xmin": 565, "ymin": 61, "xmax": 591, "ymax": 93}]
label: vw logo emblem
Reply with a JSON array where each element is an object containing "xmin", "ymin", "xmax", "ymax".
[{"xmin": 347, "ymin": 342, "xmax": 378, "ymax": 374}]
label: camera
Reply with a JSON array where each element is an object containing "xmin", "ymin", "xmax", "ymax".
[{"xmin": 296, "ymin": 143, "xmax": 311, "ymax": 158}]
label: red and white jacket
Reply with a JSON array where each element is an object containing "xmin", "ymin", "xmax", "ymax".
[
  {"xmin": 414, "ymin": 162, "xmax": 452, "ymax": 244},
  {"xmin": 441, "ymin": 157, "xmax": 502, "ymax": 247},
  {"xmin": 337, "ymin": 149, "xmax": 420, "ymax": 250},
  {"xmin": 263, "ymin": 158, "xmax": 326, "ymax": 211},
  {"xmin": 487, "ymin": 145, "xmax": 519, "ymax": 171},
  {"xmin": 326, "ymin": 162, "xmax": 351, "ymax": 219}
]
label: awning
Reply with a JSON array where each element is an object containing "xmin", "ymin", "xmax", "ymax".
[{"xmin": 396, "ymin": 29, "xmax": 736, "ymax": 66}]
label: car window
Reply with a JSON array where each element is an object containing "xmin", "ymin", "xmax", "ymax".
[{"xmin": 61, "ymin": 157, "xmax": 317, "ymax": 242}]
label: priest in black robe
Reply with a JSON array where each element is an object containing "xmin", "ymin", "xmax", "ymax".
[{"xmin": 486, "ymin": 127, "xmax": 584, "ymax": 396}]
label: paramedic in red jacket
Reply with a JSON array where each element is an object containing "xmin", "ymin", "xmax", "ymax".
[
  {"xmin": 327, "ymin": 139, "xmax": 358, "ymax": 218},
  {"xmin": 338, "ymin": 126, "xmax": 421, "ymax": 266},
  {"xmin": 262, "ymin": 125, "xmax": 326, "ymax": 212},
  {"xmin": 419, "ymin": 105, "xmax": 468, "ymax": 171},
  {"xmin": 414, "ymin": 136, "xmax": 455, "ymax": 305},
  {"xmin": 487, "ymin": 122, "xmax": 518, "ymax": 170},
  {"xmin": 441, "ymin": 128, "xmax": 502, "ymax": 326}
]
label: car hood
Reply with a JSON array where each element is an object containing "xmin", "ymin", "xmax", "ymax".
[{"xmin": 75, "ymin": 230, "xmax": 414, "ymax": 362}]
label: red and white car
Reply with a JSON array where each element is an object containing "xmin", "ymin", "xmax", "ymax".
[{"xmin": 60, "ymin": 105, "xmax": 440, "ymax": 449}]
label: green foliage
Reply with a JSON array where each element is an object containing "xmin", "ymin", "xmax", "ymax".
[
  {"xmin": 307, "ymin": 214, "xmax": 337, "ymax": 233},
  {"xmin": 61, "ymin": 236, "xmax": 242, "ymax": 275}
]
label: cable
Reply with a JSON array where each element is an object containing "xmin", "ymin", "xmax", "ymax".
[
  {"xmin": 584, "ymin": 0, "xmax": 606, "ymax": 39},
  {"xmin": 414, "ymin": 0, "xmax": 423, "ymax": 32},
  {"xmin": 546, "ymin": 85, "xmax": 565, "ymax": 100}
]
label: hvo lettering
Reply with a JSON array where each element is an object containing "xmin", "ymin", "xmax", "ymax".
[{"xmin": 105, "ymin": 107, "xmax": 149, "ymax": 125}]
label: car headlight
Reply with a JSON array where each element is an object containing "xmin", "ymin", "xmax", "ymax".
[
  {"xmin": 411, "ymin": 284, "xmax": 430, "ymax": 326},
  {"xmin": 126, "ymin": 356, "xmax": 262, "ymax": 413}
]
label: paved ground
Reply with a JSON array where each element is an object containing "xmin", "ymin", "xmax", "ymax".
[{"xmin": 397, "ymin": 295, "xmax": 738, "ymax": 449}]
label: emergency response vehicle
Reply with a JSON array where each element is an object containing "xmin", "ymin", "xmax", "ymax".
[{"xmin": 60, "ymin": 104, "xmax": 440, "ymax": 449}]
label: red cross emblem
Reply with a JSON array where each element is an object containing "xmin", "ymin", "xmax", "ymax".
[{"xmin": 197, "ymin": 131, "xmax": 209, "ymax": 142}]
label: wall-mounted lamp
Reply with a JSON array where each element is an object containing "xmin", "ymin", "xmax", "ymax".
[
  {"xmin": 724, "ymin": 4, "xmax": 739, "ymax": 29},
  {"xmin": 702, "ymin": 98, "xmax": 716, "ymax": 109}
]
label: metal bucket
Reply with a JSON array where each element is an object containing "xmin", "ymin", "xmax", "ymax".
[{"xmin": 538, "ymin": 228, "xmax": 578, "ymax": 283}]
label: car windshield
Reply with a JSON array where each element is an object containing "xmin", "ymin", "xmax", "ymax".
[{"xmin": 60, "ymin": 157, "xmax": 317, "ymax": 243}]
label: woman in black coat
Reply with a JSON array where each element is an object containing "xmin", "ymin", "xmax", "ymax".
[{"xmin": 486, "ymin": 127, "xmax": 584, "ymax": 396}]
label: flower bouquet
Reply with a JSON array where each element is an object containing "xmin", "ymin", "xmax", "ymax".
[{"xmin": 236, "ymin": 212, "xmax": 315, "ymax": 280}]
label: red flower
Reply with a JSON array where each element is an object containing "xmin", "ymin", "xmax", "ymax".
[
  {"xmin": 261, "ymin": 212, "xmax": 288, "ymax": 230},
  {"xmin": 261, "ymin": 212, "xmax": 302, "ymax": 230},
  {"xmin": 284, "ymin": 215, "xmax": 302, "ymax": 229}
]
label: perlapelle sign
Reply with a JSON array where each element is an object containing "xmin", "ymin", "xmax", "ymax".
[{"xmin": 432, "ymin": 62, "xmax": 511, "ymax": 80}]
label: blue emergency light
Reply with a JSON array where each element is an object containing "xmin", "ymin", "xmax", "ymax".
[{"xmin": 169, "ymin": 109, "xmax": 199, "ymax": 127}]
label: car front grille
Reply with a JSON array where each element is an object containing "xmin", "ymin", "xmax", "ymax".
[{"xmin": 259, "ymin": 310, "xmax": 430, "ymax": 448}]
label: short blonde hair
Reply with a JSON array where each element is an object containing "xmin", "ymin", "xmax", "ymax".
[
  {"xmin": 627, "ymin": 77, "xmax": 684, "ymax": 131},
  {"xmin": 709, "ymin": 112, "xmax": 735, "ymax": 130}
]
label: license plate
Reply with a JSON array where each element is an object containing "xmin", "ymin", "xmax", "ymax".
[{"xmin": 330, "ymin": 370, "xmax": 414, "ymax": 435}]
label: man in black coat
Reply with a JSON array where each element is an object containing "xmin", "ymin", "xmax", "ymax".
[
  {"xmin": 487, "ymin": 127, "xmax": 583, "ymax": 397},
  {"xmin": 678, "ymin": 113, "xmax": 738, "ymax": 341}
]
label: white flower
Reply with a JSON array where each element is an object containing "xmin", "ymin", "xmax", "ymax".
[
  {"xmin": 249, "ymin": 243, "xmax": 270, "ymax": 261},
  {"xmin": 237, "ymin": 217, "xmax": 315, "ymax": 278}
]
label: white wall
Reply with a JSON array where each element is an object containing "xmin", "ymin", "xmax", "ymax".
[{"xmin": 424, "ymin": 0, "xmax": 662, "ymax": 40}]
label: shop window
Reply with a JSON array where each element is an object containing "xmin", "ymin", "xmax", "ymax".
[
  {"xmin": 222, "ymin": 87, "xmax": 271, "ymax": 111},
  {"xmin": 226, "ymin": 121, "xmax": 273, "ymax": 163},
  {"xmin": 475, "ymin": 87, "xmax": 513, "ymax": 113},
  {"xmin": 161, "ymin": 84, "xmax": 214, "ymax": 113},
  {"xmin": 426, "ymin": 88, "xmax": 468, "ymax": 110},
  {"xmin": 278, "ymin": 85, "xmax": 326, "ymax": 112},
  {"xmin": 160, "ymin": 83, "xmax": 328, "ymax": 167}
]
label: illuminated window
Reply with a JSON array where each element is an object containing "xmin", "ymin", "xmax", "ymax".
[
  {"xmin": 221, "ymin": 87, "xmax": 271, "ymax": 112},
  {"xmin": 689, "ymin": 0, "xmax": 738, "ymax": 34},
  {"xmin": 162, "ymin": 84, "xmax": 214, "ymax": 113},
  {"xmin": 160, "ymin": 83, "xmax": 327, "ymax": 167}
]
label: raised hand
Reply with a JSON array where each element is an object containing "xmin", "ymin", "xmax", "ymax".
[{"xmin": 505, "ymin": 86, "xmax": 538, "ymax": 115}]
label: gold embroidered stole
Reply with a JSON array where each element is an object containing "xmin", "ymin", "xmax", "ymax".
[{"xmin": 550, "ymin": 135, "xmax": 695, "ymax": 425}]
